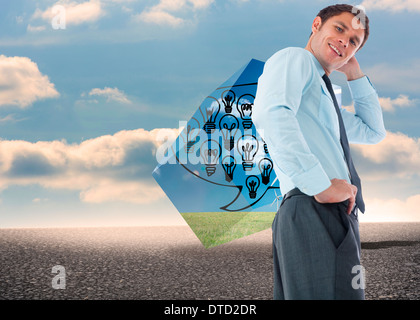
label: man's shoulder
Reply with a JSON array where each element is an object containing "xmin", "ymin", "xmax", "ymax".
[
  {"xmin": 266, "ymin": 47, "xmax": 314, "ymax": 68},
  {"xmin": 269, "ymin": 47, "xmax": 311, "ymax": 61}
]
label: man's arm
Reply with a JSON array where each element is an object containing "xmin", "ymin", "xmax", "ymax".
[
  {"xmin": 338, "ymin": 56, "xmax": 387, "ymax": 145},
  {"xmin": 252, "ymin": 48, "xmax": 332, "ymax": 196}
]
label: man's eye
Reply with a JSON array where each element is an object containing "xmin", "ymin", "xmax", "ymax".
[
  {"xmin": 350, "ymin": 40, "xmax": 356, "ymax": 46},
  {"xmin": 336, "ymin": 26, "xmax": 343, "ymax": 32}
]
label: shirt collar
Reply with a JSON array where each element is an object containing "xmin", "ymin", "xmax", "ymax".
[{"xmin": 306, "ymin": 50, "xmax": 327, "ymax": 77}]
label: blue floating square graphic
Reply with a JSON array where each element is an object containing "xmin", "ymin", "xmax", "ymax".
[{"xmin": 155, "ymin": 58, "xmax": 343, "ymax": 247}]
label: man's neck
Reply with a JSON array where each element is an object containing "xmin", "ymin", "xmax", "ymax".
[{"xmin": 304, "ymin": 43, "xmax": 331, "ymax": 76}]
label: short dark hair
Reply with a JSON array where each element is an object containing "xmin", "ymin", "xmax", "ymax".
[{"xmin": 310, "ymin": 4, "xmax": 370, "ymax": 50}]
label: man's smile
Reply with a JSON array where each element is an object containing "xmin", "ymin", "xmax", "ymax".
[{"xmin": 328, "ymin": 43, "xmax": 342, "ymax": 57}]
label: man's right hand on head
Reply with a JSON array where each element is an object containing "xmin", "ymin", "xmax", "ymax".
[{"xmin": 314, "ymin": 178, "xmax": 357, "ymax": 215}]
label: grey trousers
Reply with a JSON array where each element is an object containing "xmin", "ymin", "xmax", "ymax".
[{"xmin": 272, "ymin": 188, "xmax": 365, "ymax": 300}]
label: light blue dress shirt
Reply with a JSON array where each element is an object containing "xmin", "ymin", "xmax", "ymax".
[{"xmin": 252, "ymin": 47, "xmax": 386, "ymax": 196}]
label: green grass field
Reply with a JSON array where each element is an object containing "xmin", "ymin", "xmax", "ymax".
[{"xmin": 181, "ymin": 211, "xmax": 276, "ymax": 248}]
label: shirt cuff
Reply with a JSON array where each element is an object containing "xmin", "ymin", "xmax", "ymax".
[
  {"xmin": 347, "ymin": 75, "xmax": 376, "ymax": 99},
  {"xmin": 290, "ymin": 162, "xmax": 332, "ymax": 196}
]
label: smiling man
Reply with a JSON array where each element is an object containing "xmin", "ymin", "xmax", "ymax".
[{"xmin": 252, "ymin": 4, "xmax": 386, "ymax": 299}]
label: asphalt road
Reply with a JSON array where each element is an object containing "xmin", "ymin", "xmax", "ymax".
[{"xmin": 0, "ymin": 223, "xmax": 418, "ymax": 300}]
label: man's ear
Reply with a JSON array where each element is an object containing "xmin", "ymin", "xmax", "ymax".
[{"xmin": 312, "ymin": 16, "xmax": 322, "ymax": 34}]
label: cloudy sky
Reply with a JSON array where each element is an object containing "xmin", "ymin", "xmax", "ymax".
[{"xmin": 0, "ymin": 0, "xmax": 419, "ymax": 228}]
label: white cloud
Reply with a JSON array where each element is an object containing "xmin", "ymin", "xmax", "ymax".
[
  {"xmin": 136, "ymin": 0, "xmax": 214, "ymax": 27},
  {"xmin": 103, "ymin": 0, "xmax": 136, "ymax": 2},
  {"xmin": 353, "ymin": 131, "xmax": 420, "ymax": 180},
  {"xmin": 138, "ymin": 9, "xmax": 186, "ymax": 27},
  {"xmin": 362, "ymin": 195, "xmax": 420, "ymax": 222},
  {"xmin": 0, "ymin": 128, "xmax": 178, "ymax": 204},
  {"xmin": 32, "ymin": 0, "xmax": 104, "ymax": 26},
  {"xmin": 379, "ymin": 95, "xmax": 417, "ymax": 112},
  {"xmin": 0, "ymin": 114, "xmax": 20, "ymax": 123},
  {"xmin": 80, "ymin": 180, "xmax": 162, "ymax": 204},
  {"xmin": 364, "ymin": 60, "xmax": 420, "ymax": 93},
  {"xmin": 16, "ymin": 16, "xmax": 24, "ymax": 24},
  {"xmin": 155, "ymin": 0, "xmax": 190, "ymax": 12},
  {"xmin": 0, "ymin": 55, "xmax": 59, "ymax": 108},
  {"xmin": 27, "ymin": 24, "xmax": 47, "ymax": 32},
  {"xmin": 361, "ymin": 0, "xmax": 420, "ymax": 13},
  {"xmin": 346, "ymin": 130, "xmax": 420, "ymax": 221},
  {"xmin": 88, "ymin": 87, "xmax": 131, "ymax": 104},
  {"xmin": 32, "ymin": 0, "xmax": 215, "ymax": 28},
  {"xmin": 343, "ymin": 94, "xmax": 417, "ymax": 113},
  {"xmin": 187, "ymin": 0, "xmax": 214, "ymax": 10}
]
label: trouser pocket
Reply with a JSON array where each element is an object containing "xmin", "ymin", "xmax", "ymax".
[
  {"xmin": 334, "ymin": 203, "xmax": 364, "ymax": 299},
  {"xmin": 311, "ymin": 198, "xmax": 348, "ymax": 249}
]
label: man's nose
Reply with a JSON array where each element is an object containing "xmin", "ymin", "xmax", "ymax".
[{"xmin": 339, "ymin": 38, "xmax": 349, "ymax": 48}]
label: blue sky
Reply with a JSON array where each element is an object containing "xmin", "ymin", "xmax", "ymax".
[{"xmin": 0, "ymin": 0, "xmax": 419, "ymax": 227}]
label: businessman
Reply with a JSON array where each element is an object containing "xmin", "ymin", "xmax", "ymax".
[{"xmin": 252, "ymin": 4, "xmax": 386, "ymax": 299}]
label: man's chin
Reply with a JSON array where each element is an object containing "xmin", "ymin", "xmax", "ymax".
[{"xmin": 331, "ymin": 60, "xmax": 349, "ymax": 72}]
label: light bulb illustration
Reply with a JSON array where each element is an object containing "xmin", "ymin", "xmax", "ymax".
[
  {"xmin": 258, "ymin": 158, "xmax": 273, "ymax": 185},
  {"xmin": 221, "ymin": 90, "xmax": 236, "ymax": 114},
  {"xmin": 222, "ymin": 155, "xmax": 236, "ymax": 182},
  {"xmin": 237, "ymin": 134, "xmax": 259, "ymax": 171},
  {"xmin": 219, "ymin": 114, "xmax": 239, "ymax": 151},
  {"xmin": 180, "ymin": 117, "xmax": 201, "ymax": 153},
  {"xmin": 201, "ymin": 96, "xmax": 221, "ymax": 135},
  {"xmin": 200, "ymin": 139, "xmax": 221, "ymax": 176},
  {"xmin": 246, "ymin": 175, "xmax": 260, "ymax": 199},
  {"xmin": 237, "ymin": 94, "xmax": 254, "ymax": 130}
]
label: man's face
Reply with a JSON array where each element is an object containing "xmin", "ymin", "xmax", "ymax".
[{"xmin": 307, "ymin": 12, "xmax": 365, "ymax": 74}]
